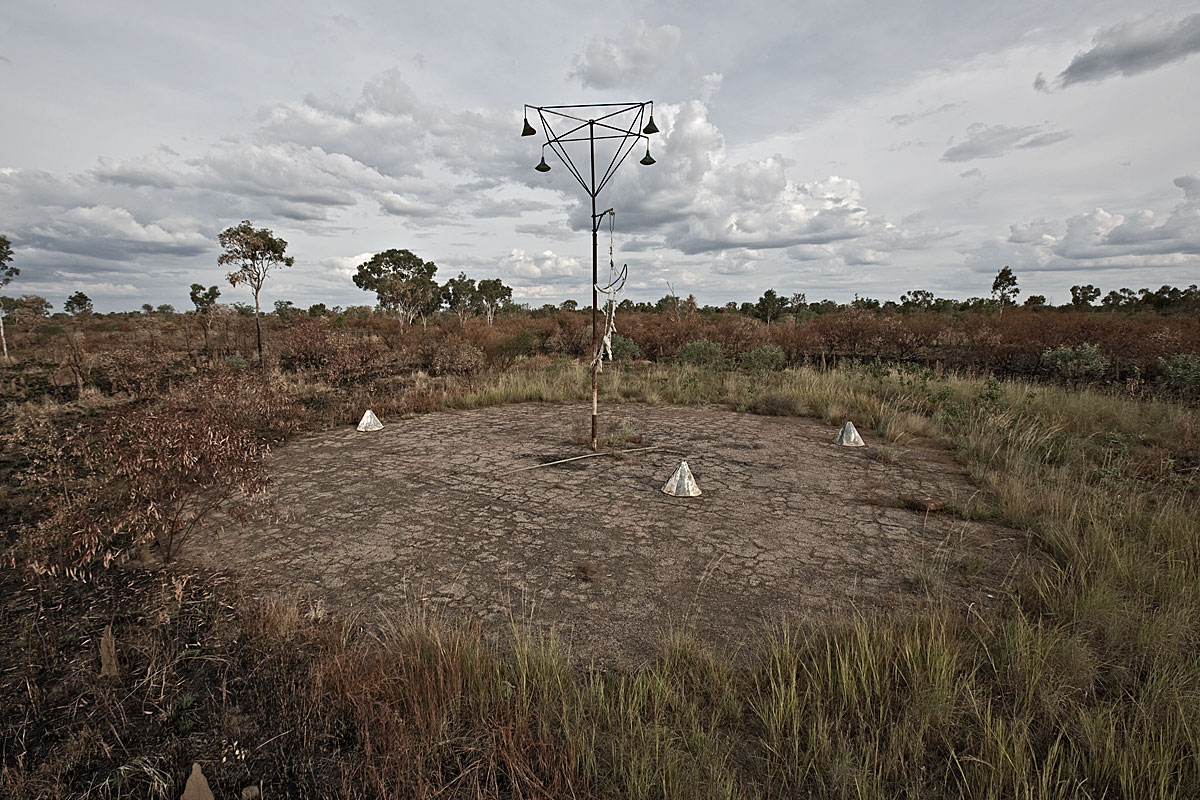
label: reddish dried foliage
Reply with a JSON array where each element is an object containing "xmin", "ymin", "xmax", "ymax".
[{"xmin": 11, "ymin": 402, "xmax": 266, "ymax": 574}]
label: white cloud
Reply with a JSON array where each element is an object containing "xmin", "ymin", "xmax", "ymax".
[
  {"xmin": 319, "ymin": 252, "xmax": 376, "ymax": 278},
  {"xmin": 253, "ymin": 70, "xmax": 429, "ymax": 177},
  {"xmin": 376, "ymin": 189, "xmax": 451, "ymax": 220},
  {"xmin": 500, "ymin": 248, "xmax": 582, "ymax": 284},
  {"xmin": 510, "ymin": 284, "xmax": 568, "ymax": 301},
  {"xmin": 889, "ymin": 103, "xmax": 958, "ymax": 127},
  {"xmin": 93, "ymin": 150, "xmax": 184, "ymax": 188},
  {"xmin": 966, "ymin": 173, "xmax": 1200, "ymax": 273},
  {"xmin": 844, "ymin": 247, "xmax": 889, "ymax": 266},
  {"xmin": 570, "ymin": 21, "xmax": 682, "ymax": 89},
  {"xmin": 709, "ymin": 250, "xmax": 757, "ymax": 275},
  {"xmin": 554, "ymin": 101, "xmax": 908, "ymax": 266},
  {"xmin": 941, "ymin": 122, "xmax": 1071, "ymax": 162},
  {"xmin": 472, "ymin": 198, "xmax": 554, "ymax": 218}
]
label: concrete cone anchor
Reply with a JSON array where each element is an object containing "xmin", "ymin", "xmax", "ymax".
[
  {"xmin": 662, "ymin": 460, "xmax": 702, "ymax": 497},
  {"xmin": 181, "ymin": 763, "xmax": 214, "ymax": 800},
  {"xmin": 835, "ymin": 421, "xmax": 865, "ymax": 447},
  {"xmin": 357, "ymin": 409, "xmax": 383, "ymax": 432}
]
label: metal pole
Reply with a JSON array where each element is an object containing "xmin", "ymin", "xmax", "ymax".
[
  {"xmin": 524, "ymin": 102, "xmax": 654, "ymax": 451},
  {"xmin": 589, "ymin": 120, "xmax": 599, "ymax": 451}
]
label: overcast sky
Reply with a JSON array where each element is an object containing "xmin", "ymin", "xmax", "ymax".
[{"xmin": 3, "ymin": 0, "xmax": 1199, "ymax": 312}]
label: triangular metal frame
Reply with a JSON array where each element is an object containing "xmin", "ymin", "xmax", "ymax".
[{"xmin": 529, "ymin": 102, "xmax": 653, "ymax": 199}]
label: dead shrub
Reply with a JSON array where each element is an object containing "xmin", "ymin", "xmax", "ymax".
[
  {"xmin": 431, "ymin": 338, "xmax": 485, "ymax": 378},
  {"xmin": 10, "ymin": 404, "xmax": 266, "ymax": 573},
  {"xmin": 173, "ymin": 368, "xmax": 307, "ymax": 439},
  {"xmin": 94, "ymin": 342, "xmax": 186, "ymax": 398},
  {"xmin": 277, "ymin": 318, "xmax": 393, "ymax": 385},
  {"xmin": 276, "ymin": 316, "xmax": 333, "ymax": 372}
]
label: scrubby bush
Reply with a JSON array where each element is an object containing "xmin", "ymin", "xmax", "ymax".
[
  {"xmin": 609, "ymin": 334, "xmax": 640, "ymax": 361},
  {"xmin": 1042, "ymin": 343, "xmax": 1109, "ymax": 383},
  {"xmin": 276, "ymin": 318, "xmax": 392, "ymax": 384},
  {"xmin": 431, "ymin": 339, "xmax": 485, "ymax": 377},
  {"xmin": 180, "ymin": 368, "xmax": 308, "ymax": 439},
  {"xmin": 674, "ymin": 339, "xmax": 725, "ymax": 368},
  {"xmin": 1157, "ymin": 353, "xmax": 1200, "ymax": 398},
  {"xmin": 740, "ymin": 344, "xmax": 787, "ymax": 372},
  {"xmin": 490, "ymin": 329, "xmax": 541, "ymax": 367},
  {"xmin": 276, "ymin": 316, "xmax": 334, "ymax": 371},
  {"xmin": 12, "ymin": 404, "xmax": 266, "ymax": 572}
]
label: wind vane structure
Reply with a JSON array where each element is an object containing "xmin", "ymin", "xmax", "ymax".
[{"xmin": 521, "ymin": 101, "xmax": 659, "ymax": 450}]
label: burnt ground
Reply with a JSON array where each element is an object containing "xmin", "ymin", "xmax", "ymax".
[{"xmin": 186, "ymin": 403, "xmax": 1027, "ymax": 666}]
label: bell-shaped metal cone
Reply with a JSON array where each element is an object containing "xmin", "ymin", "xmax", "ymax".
[
  {"xmin": 357, "ymin": 409, "xmax": 383, "ymax": 432},
  {"xmin": 521, "ymin": 117, "xmax": 537, "ymax": 136},
  {"xmin": 834, "ymin": 420, "xmax": 866, "ymax": 447},
  {"xmin": 642, "ymin": 114, "xmax": 659, "ymax": 135},
  {"xmin": 639, "ymin": 147, "xmax": 656, "ymax": 166},
  {"xmin": 662, "ymin": 460, "xmax": 702, "ymax": 497},
  {"xmin": 534, "ymin": 155, "xmax": 551, "ymax": 172}
]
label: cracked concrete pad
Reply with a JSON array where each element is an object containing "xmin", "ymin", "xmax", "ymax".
[{"xmin": 188, "ymin": 403, "xmax": 1025, "ymax": 666}]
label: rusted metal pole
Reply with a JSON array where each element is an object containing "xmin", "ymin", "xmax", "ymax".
[
  {"xmin": 523, "ymin": 103, "xmax": 655, "ymax": 451},
  {"xmin": 590, "ymin": 120, "xmax": 599, "ymax": 452}
]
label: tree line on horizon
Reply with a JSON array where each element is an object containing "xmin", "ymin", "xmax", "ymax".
[{"xmin": 2, "ymin": 226, "xmax": 1199, "ymax": 341}]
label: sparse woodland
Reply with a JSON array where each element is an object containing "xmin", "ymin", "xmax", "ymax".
[{"xmin": 2, "ymin": 298, "xmax": 1199, "ymax": 798}]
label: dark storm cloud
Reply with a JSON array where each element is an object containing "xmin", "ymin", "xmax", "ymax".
[
  {"xmin": 1054, "ymin": 13, "xmax": 1200, "ymax": 88},
  {"xmin": 17, "ymin": 206, "xmax": 210, "ymax": 262}
]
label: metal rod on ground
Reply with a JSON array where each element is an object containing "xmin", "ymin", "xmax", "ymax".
[{"xmin": 502, "ymin": 445, "xmax": 663, "ymax": 475}]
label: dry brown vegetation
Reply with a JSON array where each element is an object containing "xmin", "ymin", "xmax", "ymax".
[{"xmin": 2, "ymin": 306, "xmax": 1198, "ymax": 798}]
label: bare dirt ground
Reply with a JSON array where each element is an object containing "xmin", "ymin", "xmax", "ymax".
[{"xmin": 187, "ymin": 403, "xmax": 1026, "ymax": 666}]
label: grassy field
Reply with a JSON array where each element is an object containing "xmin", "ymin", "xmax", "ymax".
[{"xmin": 2, "ymin": 359, "xmax": 1198, "ymax": 798}]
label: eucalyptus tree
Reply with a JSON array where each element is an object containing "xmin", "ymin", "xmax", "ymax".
[
  {"xmin": 353, "ymin": 249, "xmax": 439, "ymax": 326},
  {"xmin": 0, "ymin": 235, "xmax": 15, "ymax": 359},
  {"xmin": 219, "ymin": 220, "xmax": 294, "ymax": 361}
]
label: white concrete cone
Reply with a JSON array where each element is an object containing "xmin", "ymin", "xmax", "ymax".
[
  {"xmin": 835, "ymin": 420, "xmax": 866, "ymax": 447},
  {"xmin": 662, "ymin": 460, "xmax": 702, "ymax": 497},
  {"xmin": 357, "ymin": 409, "xmax": 383, "ymax": 432}
]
